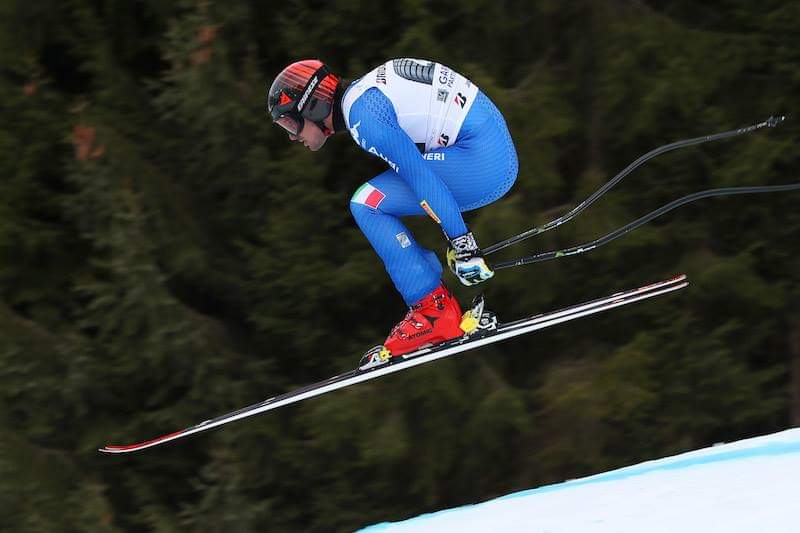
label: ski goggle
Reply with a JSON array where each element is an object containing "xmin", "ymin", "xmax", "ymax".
[{"xmin": 275, "ymin": 114, "xmax": 304, "ymax": 136}]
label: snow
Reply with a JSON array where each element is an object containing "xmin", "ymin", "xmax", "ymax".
[{"xmin": 359, "ymin": 428, "xmax": 800, "ymax": 532}]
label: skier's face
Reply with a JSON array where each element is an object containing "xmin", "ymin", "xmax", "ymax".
[{"xmin": 289, "ymin": 120, "xmax": 328, "ymax": 152}]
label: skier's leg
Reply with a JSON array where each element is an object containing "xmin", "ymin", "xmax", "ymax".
[
  {"xmin": 353, "ymin": 92, "xmax": 519, "ymax": 365},
  {"xmin": 350, "ymin": 171, "xmax": 442, "ymax": 306},
  {"xmin": 350, "ymin": 91, "xmax": 518, "ymax": 305},
  {"xmin": 423, "ymin": 91, "xmax": 519, "ymax": 212}
]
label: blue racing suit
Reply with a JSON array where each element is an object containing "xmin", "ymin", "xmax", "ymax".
[{"xmin": 344, "ymin": 58, "xmax": 518, "ymax": 305}]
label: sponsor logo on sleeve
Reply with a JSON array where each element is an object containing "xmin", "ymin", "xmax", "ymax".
[
  {"xmin": 396, "ymin": 232, "xmax": 411, "ymax": 248},
  {"xmin": 367, "ymin": 146, "xmax": 400, "ymax": 172},
  {"xmin": 437, "ymin": 134, "xmax": 450, "ymax": 147},
  {"xmin": 349, "ymin": 120, "xmax": 362, "ymax": 143},
  {"xmin": 349, "ymin": 120, "xmax": 398, "ymax": 170}
]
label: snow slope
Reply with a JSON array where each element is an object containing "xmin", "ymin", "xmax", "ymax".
[{"xmin": 359, "ymin": 427, "xmax": 800, "ymax": 532}]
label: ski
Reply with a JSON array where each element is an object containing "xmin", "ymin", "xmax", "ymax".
[{"xmin": 99, "ymin": 274, "xmax": 688, "ymax": 454}]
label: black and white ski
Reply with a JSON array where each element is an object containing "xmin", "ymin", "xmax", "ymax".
[{"xmin": 99, "ymin": 274, "xmax": 688, "ymax": 454}]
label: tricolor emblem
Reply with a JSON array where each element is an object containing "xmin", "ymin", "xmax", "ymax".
[{"xmin": 352, "ymin": 183, "xmax": 385, "ymax": 209}]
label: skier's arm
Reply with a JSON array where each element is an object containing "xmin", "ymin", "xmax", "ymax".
[{"xmin": 348, "ymin": 88, "xmax": 468, "ymax": 239}]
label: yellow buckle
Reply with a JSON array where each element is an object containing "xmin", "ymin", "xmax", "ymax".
[
  {"xmin": 378, "ymin": 347, "xmax": 391, "ymax": 362},
  {"xmin": 460, "ymin": 311, "xmax": 479, "ymax": 333}
]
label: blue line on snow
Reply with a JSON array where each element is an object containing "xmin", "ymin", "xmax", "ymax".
[
  {"xmin": 359, "ymin": 430, "xmax": 800, "ymax": 532},
  {"xmin": 500, "ymin": 438, "xmax": 800, "ymax": 500}
]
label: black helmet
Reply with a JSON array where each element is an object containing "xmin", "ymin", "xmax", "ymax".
[{"xmin": 267, "ymin": 59, "xmax": 339, "ymax": 135}]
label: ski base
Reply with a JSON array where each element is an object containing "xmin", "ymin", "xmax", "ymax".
[{"xmin": 100, "ymin": 274, "xmax": 688, "ymax": 454}]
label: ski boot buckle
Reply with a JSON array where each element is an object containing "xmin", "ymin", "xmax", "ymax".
[
  {"xmin": 359, "ymin": 345, "xmax": 392, "ymax": 370},
  {"xmin": 460, "ymin": 294, "xmax": 498, "ymax": 335}
]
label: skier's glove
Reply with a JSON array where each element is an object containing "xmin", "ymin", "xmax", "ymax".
[{"xmin": 446, "ymin": 231, "xmax": 495, "ymax": 286}]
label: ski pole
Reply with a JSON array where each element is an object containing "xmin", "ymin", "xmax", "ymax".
[
  {"xmin": 483, "ymin": 115, "xmax": 786, "ymax": 256},
  {"xmin": 491, "ymin": 181, "xmax": 800, "ymax": 270}
]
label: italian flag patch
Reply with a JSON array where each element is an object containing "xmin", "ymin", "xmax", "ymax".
[{"xmin": 352, "ymin": 183, "xmax": 386, "ymax": 209}]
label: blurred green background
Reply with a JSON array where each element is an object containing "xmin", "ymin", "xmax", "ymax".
[{"xmin": 1, "ymin": 0, "xmax": 798, "ymax": 531}]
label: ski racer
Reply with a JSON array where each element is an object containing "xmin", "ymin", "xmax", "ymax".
[{"xmin": 267, "ymin": 58, "xmax": 518, "ymax": 368}]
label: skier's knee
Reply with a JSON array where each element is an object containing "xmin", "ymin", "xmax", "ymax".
[{"xmin": 350, "ymin": 199, "xmax": 369, "ymax": 222}]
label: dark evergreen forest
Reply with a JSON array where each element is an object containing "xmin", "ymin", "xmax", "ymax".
[{"xmin": 1, "ymin": 1, "xmax": 798, "ymax": 531}]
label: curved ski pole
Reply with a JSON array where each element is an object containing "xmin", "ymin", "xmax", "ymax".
[
  {"xmin": 484, "ymin": 115, "xmax": 786, "ymax": 256},
  {"xmin": 492, "ymin": 181, "xmax": 800, "ymax": 270}
]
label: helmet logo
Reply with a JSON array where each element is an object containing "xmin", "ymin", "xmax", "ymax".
[
  {"xmin": 297, "ymin": 75, "xmax": 320, "ymax": 112},
  {"xmin": 279, "ymin": 92, "xmax": 293, "ymax": 106}
]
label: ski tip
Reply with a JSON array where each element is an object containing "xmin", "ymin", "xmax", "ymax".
[
  {"xmin": 98, "ymin": 446, "xmax": 120, "ymax": 454},
  {"xmin": 664, "ymin": 273, "xmax": 688, "ymax": 285},
  {"xmin": 663, "ymin": 274, "xmax": 689, "ymax": 292},
  {"xmin": 97, "ymin": 429, "xmax": 188, "ymax": 454},
  {"xmin": 640, "ymin": 273, "xmax": 687, "ymax": 291},
  {"xmin": 98, "ymin": 444, "xmax": 141, "ymax": 454},
  {"xmin": 98, "ymin": 444, "xmax": 136, "ymax": 454}
]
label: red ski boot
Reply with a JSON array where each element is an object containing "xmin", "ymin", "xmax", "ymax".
[{"xmin": 359, "ymin": 284, "xmax": 466, "ymax": 370}]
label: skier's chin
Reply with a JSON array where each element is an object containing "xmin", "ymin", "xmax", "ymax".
[{"xmin": 306, "ymin": 138, "xmax": 327, "ymax": 152}]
